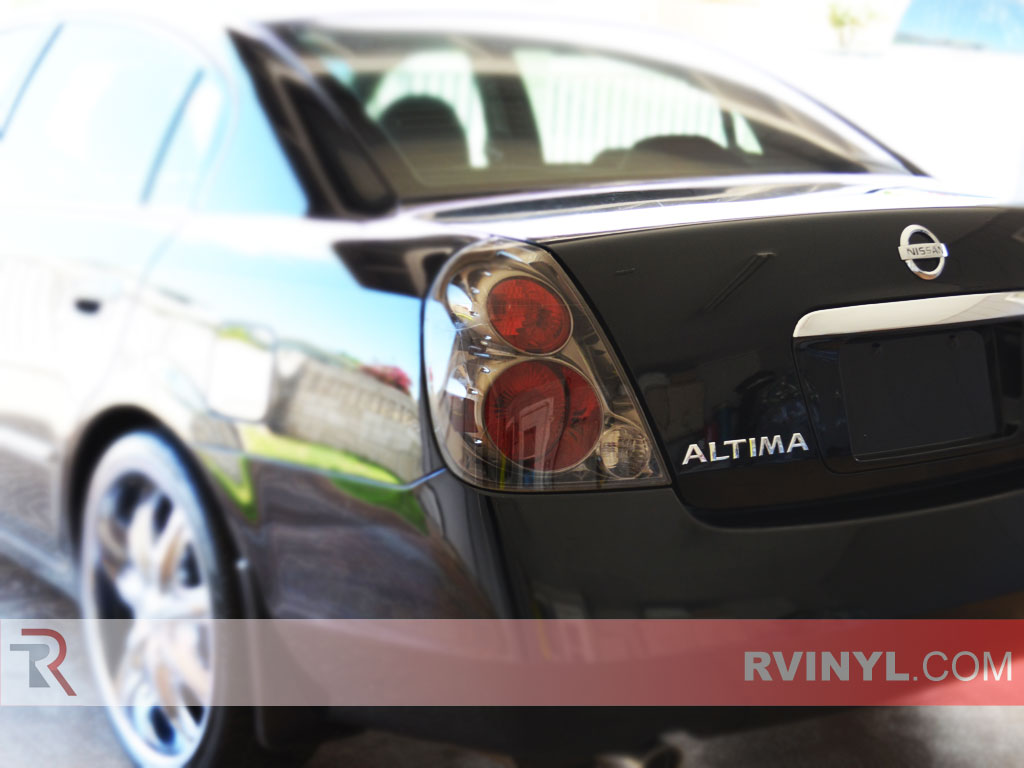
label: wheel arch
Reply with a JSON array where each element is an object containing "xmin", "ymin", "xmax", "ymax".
[
  {"xmin": 65, "ymin": 406, "xmax": 158, "ymax": 560},
  {"xmin": 67, "ymin": 406, "xmax": 304, "ymax": 752},
  {"xmin": 63, "ymin": 405, "xmax": 244, "ymax": 574}
]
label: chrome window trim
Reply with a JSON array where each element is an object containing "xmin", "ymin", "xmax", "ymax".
[{"xmin": 793, "ymin": 291, "xmax": 1024, "ymax": 338}]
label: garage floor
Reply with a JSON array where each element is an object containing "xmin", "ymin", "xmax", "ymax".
[{"xmin": 2, "ymin": 553, "xmax": 1021, "ymax": 768}]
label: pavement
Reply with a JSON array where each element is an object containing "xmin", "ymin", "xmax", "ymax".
[
  {"xmin": 3, "ymin": 552, "xmax": 1024, "ymax": 767},
  {"xmin": 0, "ymin": 553, "xmax": 511, "ymax": 768}
]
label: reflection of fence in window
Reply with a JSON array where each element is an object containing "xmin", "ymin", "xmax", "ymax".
[
  {"xmin": 515, "ymin": 51, "xmax": 728, "ymax": 165},
  {"xmin": 366, "ymin": 50, "xmax": 489, "ymax": 168},
  {"xmin": 732, "ymin": 110, "xmax": 763, "ymax": 155}
]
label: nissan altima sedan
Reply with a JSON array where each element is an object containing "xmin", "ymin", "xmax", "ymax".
[{"xmin": 0, "ymin": 8, "xmax": 1021, "ymax": 768}]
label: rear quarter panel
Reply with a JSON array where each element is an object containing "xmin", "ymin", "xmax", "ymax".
[{"xmin": 102, "ymin": 213, "xmax": 498, "ymax": 619}]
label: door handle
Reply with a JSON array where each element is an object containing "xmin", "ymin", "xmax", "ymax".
[
  {"xmin": 71, "ymin": 277, "xmax": 123, "ymax": 315},
  {"xmin": 74, "ymin": 297, "xmax": 102, "ymax": 314}
]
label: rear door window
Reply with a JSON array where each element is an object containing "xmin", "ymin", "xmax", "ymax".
[
  {"xmin": 147, "ymin": 73, "xmax": 226, "ymax": 207},
  {"xmin": 0, "ymin": 22, "xmax": 200, "ymax": 205},
  {"xmin": 0, "ymin": 24, "xmax": 56, "ymax": 136}
]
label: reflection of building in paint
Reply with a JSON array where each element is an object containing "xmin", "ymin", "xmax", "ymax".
[
  {"xmin": 269, "ymin": 347, "xmax": 421, "ymax": 482},
  {"xmin": 358, "ymin": 364, "xmax": 412, "ymax": 396},
  {"xmin": 130, "ymin": 285, "xmax": 422, "ymax": 483}
]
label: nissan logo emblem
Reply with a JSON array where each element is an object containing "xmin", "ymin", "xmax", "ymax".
[{"xmin": 898, "ymin": 224, "xmax": 949, "ymax": 280}]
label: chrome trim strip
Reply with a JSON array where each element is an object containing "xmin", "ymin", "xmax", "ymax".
[{"xmin": 793, "ymin": 291, "xmax": 1024, "ymax": 338}]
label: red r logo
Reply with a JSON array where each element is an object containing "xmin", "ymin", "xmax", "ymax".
[{"xmin": 10, "ymin": 628, "xmax": 76, "ymax": 697}]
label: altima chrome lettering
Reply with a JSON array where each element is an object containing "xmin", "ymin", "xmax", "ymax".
[{"xmin": 682, "ymin": 433, "xmax": 810, "ymax": 466}]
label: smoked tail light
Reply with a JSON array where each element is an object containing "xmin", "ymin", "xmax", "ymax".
[{"xmin": 424, "ymin": 239, "xmax": 667, "ymax": 491}]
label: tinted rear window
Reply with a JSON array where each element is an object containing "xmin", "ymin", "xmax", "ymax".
[{"xmin": 278, "ymin": 24, "xmax": 911, "ymax": 201}]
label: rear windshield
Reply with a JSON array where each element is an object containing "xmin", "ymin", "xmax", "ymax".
[{"xmin": 278, "ymin": 23, "xmax": 912, "ymax": 201}]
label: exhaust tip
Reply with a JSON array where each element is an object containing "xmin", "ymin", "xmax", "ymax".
[{"xmin": 595, "ymin": 735, "xmax": 684, "ymax": 768}]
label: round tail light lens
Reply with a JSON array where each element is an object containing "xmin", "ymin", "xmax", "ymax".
[
  {"xmin": 486, "ymin": 277, "xmax": 571, "ymax": 354},
  {"xmin": 483, "ymin": 361, "xmax": 601, "ymax": 471}
]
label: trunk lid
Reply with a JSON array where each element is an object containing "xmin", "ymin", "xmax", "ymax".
[
  {"xmin": 420, "ymin": 176, "xmax": 1024, "ymax": 520},
  {"xmin": 547, "ymin": 200, "xmax": 1024, "ymax": 519}
]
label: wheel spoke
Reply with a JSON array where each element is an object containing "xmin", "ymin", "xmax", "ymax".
[
  {"xmin": 113, "ymin": 625, "xmax": 149, "ymax": 706},
  {"xmin": 96, "ymin": 512, "xmax": 128, "ymax": 580},
  {"xmin": 114, "ymin": 663, "xmax": 147, "ymax": 709},
  {"xmin": 129, "ymin": 700, "xmax": 162, "ymax": 753},
  {"xmin": 113, "ymin": 567, "xmax": 145, "ymax": 609},
  {"xmin": 152, "ymin": 506, "xmax": 189, "ymax": 588},
  {"xmin": 157, "ymin": 629, "xmax": 212, "ymax": 705},
  {"xmin": 126, "ymin": 490, "xmax": 160, "ymax": 580},
  {"xmin": 160, "ymin": 585, "xmax": 211, "ymax": 621},
  {"xmin": 163, "ymin": 703, "xmax": 203, "ymax": 746},
  {"xmin": 151, "ymin": 632, "xmax": 209, "ymax": 747},
  {"xmin": 96, "ymin": 512, "xmax": 147, "ymax": 608}
]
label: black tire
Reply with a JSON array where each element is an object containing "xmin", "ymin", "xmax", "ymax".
[{"xmin": 78, "ymin": 429, "xmax": 312, "ymax": 768}]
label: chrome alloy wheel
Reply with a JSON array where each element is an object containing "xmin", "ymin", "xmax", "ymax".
[{"xmin": 82, "ymin": 463, "xmax": 216, "ymax": 767}]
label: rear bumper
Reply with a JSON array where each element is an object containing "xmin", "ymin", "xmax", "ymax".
[
  {"xmin": 487, "ymin": 483, "xmax": 1024, "ymax": 620},
  {"xmin": 318, "ymin": 706, "xmax": 824, "ymax": 762},
  {"xmin": 240, "ymin": 464, "xmax": 1024, "ymax": 755}
]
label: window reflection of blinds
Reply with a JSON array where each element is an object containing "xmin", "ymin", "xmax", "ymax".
[
  {"xmin": 364, "ymin": 47, "xmax": 765, "ymax": 173},
  {"xmin": 366, "ymin": 50, "xmax": 489, "ymax": 168},
  {"xmin": 515, "ymin": 50, "xmax": 728, "ymax": 164},
  {"xmin": 732, "ymin": 110, "xmax": 764, "ymax": 156}
]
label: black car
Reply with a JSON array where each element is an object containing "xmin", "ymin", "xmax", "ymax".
[{"xmin": 0, "ymin": 8, "xmax": 1021, "ymax": 768}]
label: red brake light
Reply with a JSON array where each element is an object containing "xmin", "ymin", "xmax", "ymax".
[
  {"xmin": 425, "ymin": 239, "xmax": 666, "ymax": 490},
  {"xmin": 483, "ymin": 360, "xmax": 601, "ymax": 471},
  {"xmin": 486, "ymin": 277, "xmax": 571, "ymax": 354}
]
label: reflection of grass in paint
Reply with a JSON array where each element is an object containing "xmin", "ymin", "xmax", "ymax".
[
  {"xmin": 332, "ymin": 476, "xmax": 426, "ymax": 533},
  {"xmin": 216, "ymin": 324, "xmax": 269, "ymax": 348},
  {"xmin": 240, "ymin": 424, "xmax": 399, "ymax": 484},
  {"xmin": 238, "ymin": 424, "xmax": 426, "ymax": 533},
  {"xmin": 201, "ymin": 454, "xmax": 259, "ymax": 523}
]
